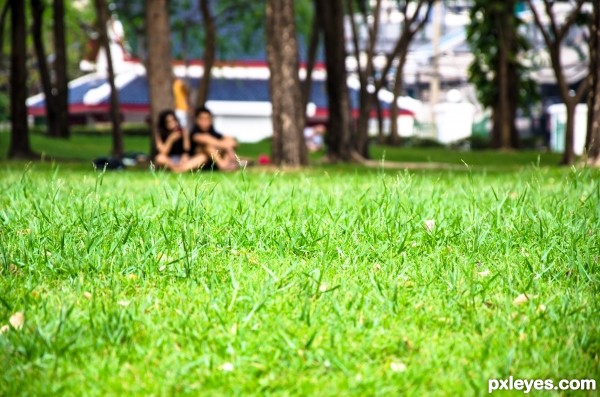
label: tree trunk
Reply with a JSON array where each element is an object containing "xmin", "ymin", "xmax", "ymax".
[
  {"xmin": 9, "ymin": 0, "xmax": 34, "ymax": 159},
  {"xmin": 302, "ymin": 8, "xmax": 320, "ymax": 114},
  {"xmin": 31, "ymin": 0, "xmax": 60, "ymax": 138},
  {"xmin": 526, "ymin": 0, "xmax": 589, "ymax": 165},
  {"xmin": 196, "ymin": 0, "xmax": 215, "ymax": 108},
  {"xmin": 146, "ymin": 0, "xmax": 174, "ymax": 158},
  {"xmin": 53, "ymin": 0, "xmax": 69, "ymax": 138},
  {"xmin": 562, "ymin": 101, "xmax": 577, "ymax": 165},
  {"xmin": 95, "ymin": 0, "xmax": 123, "ymax": 158},
  {"xmin": 0, "ymin": 2, "xmax": 9, "ymax": 65},
  {"xmin": 488, "ymin": 0, "xmax": 519, "ymax": 150},
  {"xmin": 265, "ymin": 0, "xmax": 307, "ymax": 166},
  {"xmin": 315, "ymin": 0, "xmax": 354, "ymax": 162},
  {"xmin": 376, "ymin": 94, "xmax": 385, "ymax": 144},
  {"xmin": 345, "ymin": 0, "xmax": 381, "ymax": 160},
  {"xmin": 587, "ymin": 1, "xmax": 600, "ymax": 166},
  {"xmin": 389, "ymin": 53, "xmax": 407, "ymax": 145}
]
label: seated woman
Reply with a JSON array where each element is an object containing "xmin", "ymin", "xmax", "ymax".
[
  {"xmin": 154, "ymin": 109, "xmax": 208, "ymax": 172},
  {"xmin": 189, "ymin": 106, "xmax": 239, "ymax": 171}
]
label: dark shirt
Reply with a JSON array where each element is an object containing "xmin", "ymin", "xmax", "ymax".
[
  {"xmin": 169, "ymin": 136, "xmax": 185, "ymax": 156},
  {"xmin": 167, "ymin": 127, "xmax": 186, "ymax": 156},
  {"xmin": 189, "ymin": 126, "xmax": 224, "ymax": 154}
]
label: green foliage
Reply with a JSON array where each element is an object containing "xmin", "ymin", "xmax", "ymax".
[
  {"xmin": 0, "ymin": 164, "xmax": 598, "ymax": 394},
  {"xmin": 466, "ymin": 0, "xmax": 538, "ymax": 110}
]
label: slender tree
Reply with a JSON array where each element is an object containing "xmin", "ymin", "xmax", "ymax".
[
  {"xmin": 52, "ymin": 0, "xmax": 69, "ymax": 139},
  {"xmin": 30, "ymin": 0, "xmax": 70, "ymax": 139},
  {"xmin": 315, "ymin": 0, "xmax": 355, "ymax": 162},
  {"xmin": 467, "ymin": 0, "xmax": 536, "ymax": 150},
  {"xmin": 345, "ymin": 0, "xmax": 382, "ymax": 159},
  {"xmin": 586, "ymin": 0, "xmax": 600, "ymax": 166},
  {"xmin": 8, "ymin": 0, "xmax": 35, "ymax": 159},
  {"xmin": 196, "ymin": 0, "xmax": 215, "ymax": 108},
  {"xmin": 265, "ymin": 0, "xmax": 307, "ymax": 166},
  {"xmin": 31, "ymin": 0, "xmax": 59, "ymax": 137},
  {"xmin": 383, "ymin": 0, "xmax": 433, "ymax": 145},
  {"xmin": 301, "ymin": 4, "xmax": 320, "ymax": 114},
  {"xmin": 0, "ymin": 1, "xmax": 11, "ymax": 76},
  {"xmin": 526, "ymin": 0, "xmax": 589, "ymax": 165},
  {"xmin": 95, "ymin": 0, "xmax": 123, "ymax": 158},
  {"xmin": 146, "ymin": 0, "xmax": 174, "ymax": 158}
]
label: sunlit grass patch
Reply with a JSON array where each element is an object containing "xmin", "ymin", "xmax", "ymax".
[{"xmin": 0, "ymin": 164, "xmax": 598, "ymax": 395}]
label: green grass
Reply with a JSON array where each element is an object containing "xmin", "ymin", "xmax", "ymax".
[
  {"xmin": 0, "ymin": 161, "xmax": 598, "ymax": 396},
  {"xmin": 0, "ymin": 129, "xmax": 564, "ymax": 167}
]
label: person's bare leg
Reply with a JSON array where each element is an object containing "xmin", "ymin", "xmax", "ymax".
[
  {"xmin": 205, "ymin": 147, "xmax": 238, "ymax": 171},
  {"xmin": 179, "ymin": 153, "xmax": 209, "ymax": 172},
  {"xmin": 154, "ymin": 154, "xmax": 179, "ymax": 171}
]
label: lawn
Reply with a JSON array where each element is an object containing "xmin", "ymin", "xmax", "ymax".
[
  {"xmin": 0, "ymin": 128, "xmax": 564, "ymax": 167},
  {"xmin": 0, "ymin": 132, "xmax": 598, "ymax": 396}
]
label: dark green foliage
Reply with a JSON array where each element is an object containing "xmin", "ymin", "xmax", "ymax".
[{"xmin": 466, "ymin": 0, "xmax": 538, "ymax": 110}]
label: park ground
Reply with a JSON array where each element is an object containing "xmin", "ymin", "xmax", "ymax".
[{"xmin": 0, "ymin": 130, "xmax": 598, "ymax": 395}]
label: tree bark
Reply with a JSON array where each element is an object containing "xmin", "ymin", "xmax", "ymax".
[
  {"xmin": 8, "ymin": 0, "xmax": 34, "ymax": 159},
  {"xmin": 302, "ymin": 8, "xmax": 320, "ymax": 115},
  {"xmin": 527, "ymin": 0, "xmax": 589, "ymax": 165},
  {"xmin": 0, "ymin": 1, "xmax": 9, "ymax": 69},
  {"xmin": 346, "ymin": 0, "xmax": 382, "ymax": 159},
  {"xmin": 265, "ymin": 0, "xmax": 307, "ymax": 166},
  {"xmin": 196, "ymin": 0, "xmax": 215, "ymax": 109},
  {"xmin": 378, "ymin": 1, "xmax": 432, "ymax": 146},
  {"xmin": 31, "ymin": 0, "xmax": 60, "ymax": 138},
  {"xmin": 389, "ymin": 53, "xmax": 407, "ymax": 145},
  {"xmin": 146, "ymin": 0, "xmax": 174, "ymax": 158},
  {"xmin": 95, "ymin": 0, "xmax": 123, "ymax": 158},
  {"xmin": 315, "ymin": 0, "xmax": 354, "ymax": 162},
  {"xmin": 52, "ymin": 0, "xmax": 69, "ymax": 138},
  {"xmin": 587, "ymin": 1, "xmax": 600, "ymax": 166}
]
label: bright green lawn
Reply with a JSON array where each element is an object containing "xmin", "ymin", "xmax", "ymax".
[{"xmin": 0, "ymin": 161, "xmax": 598, "ymax": 395}]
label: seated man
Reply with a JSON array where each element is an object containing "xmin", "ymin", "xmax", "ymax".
[{"xmin": 189, "ymin": 106, "xmax": 239, "ymax": 171}]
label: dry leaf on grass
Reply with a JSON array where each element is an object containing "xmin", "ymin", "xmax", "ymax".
[
  {"xmin": 390, "ymin": 361, "xmax": 407, "ymax": 373},
  {"xmin": 220, "ymin": 362, "xmax": 234, "ymax": 372},
  {"xmin": 9, "ymin": 312, "xmax": 24, "ymax": 330},
  {"xmin": 513, "ymin": 293, "xmax": 536, "ymax": 306},
  {"xmin": 424, "ymin": 219, "xmax": 435, "ymax": 232}
]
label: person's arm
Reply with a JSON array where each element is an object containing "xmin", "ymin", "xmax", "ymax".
[
  {"xmin": 157, "ymin": 131, "xmax": 181, "ymax": 155},
  {"xmin": 155, "ymin": 133, "xmax": 168, "ymax": 155},
  {"xmin": 192, "ymin": 132, "xmax": 235, "ymax": 150},
  {"xmin": 182, "ymin": 131, "xmax": 191, "ymax": 161}
]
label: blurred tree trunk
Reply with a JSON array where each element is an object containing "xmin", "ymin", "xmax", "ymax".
[
  {"xmin": 587, "ymin": 1, "xmax": 600, "ymax": 166},
  {"xmin": 95, "ymin": 0, "xmax": 123, "ymax": 158},
  {"xmin": 374, "ymin": 0, "xmax": 432, "ymax": 146},
  {"xmin": 8, "ymin": 0, "xmax": 35, "ymax": 159},
  {"xmin": 196, "ymin": 0, "xmax": 215, "ymax": 108},
  {"xmin": 265, "ymin": 0, "xmax": 307, "ymax": 166},
  {"xmin": 345, "ymin": 0, "xmax": 382, "ymax": 160},
  {"xmin": 494, "ymin": 0, "xmax": 519, "ymax": 149},
  {"xmin": 301, "ymin": 8, "xmax": 320, "ymax": 116},
  {"xmin": 389, "ymin": 54, "xmax": 407, "ymax": 145},
  {"xmin": 52, "ymin": 0, "xmax": 69, "ymax": 138},
  {"xmin": 315, "ymin": 0, "xmax": 354, "ymax": 162},
  {"xmin": 0, "ymin": 2, "xmax": 8, "ymax": 64},
  {"xmin": 31, "ymin": 0, "xmax": 59, "ymax": 138},
  {"xmin": 527, "ymin": 0, "xmax": 589, "ymax": 165},
  {"xmin": 31, "ymin": 0, "xmax": 70, "ymax": 138},
  {"xmin": 146, "ymin": 0, "xmax": 173, "ymax": 158}
]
